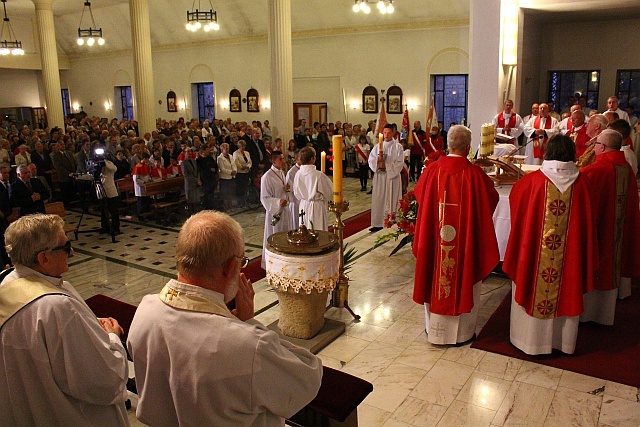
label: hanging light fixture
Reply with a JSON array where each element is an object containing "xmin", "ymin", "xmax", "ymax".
[
  {"xmin": 186, "ymin": 0, "xmax": 219, "ymax": 32},
  {"xmin": 0, "ymin": 0, "xmax": 24, "ymax": 56},
  {"xmin": 352, "ymin": 0, "xmax": 394, "ymax": 14},
  {"xmin": 77, "ymin": 1, "xmax": 104, "ymax": 46}
]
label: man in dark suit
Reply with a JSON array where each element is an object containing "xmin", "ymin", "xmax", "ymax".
[
  {"xmin": 10, "ymin": 164, "xmax": 49, "ymax": 217},
  {"xmin": 0, "ymin": 166, "xmax": 12, "ymax": 266},
  {"xmin": 52, "ymin": 140, "xmax": 77, "ymax": 207},
  {"xmin": 31, "ymin": 141, "xmax": 54, "ymax": 187},
  {"xmin": 245, "ymin": 129, "xmax": 269, "ymax": 176}
]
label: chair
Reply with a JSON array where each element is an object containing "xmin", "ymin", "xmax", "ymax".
[{"xmin": 45, "ymin": 202, "xmax": 79, "ymax": 240}]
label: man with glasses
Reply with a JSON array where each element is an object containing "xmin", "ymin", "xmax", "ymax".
[
  {"xmin": 0, "ymin": 214, "xmax": 129, "ymax": 425},
  {"xmin": 580, "ymin": 129, "xmax": 640, "ymax": 324},
  {"xmin": 504, "ymin": 134, "xmax": 598, "ymax": 355},
  {"xmin": 127, "ymin": 210, "xmax": 322, "ymax": 426}
]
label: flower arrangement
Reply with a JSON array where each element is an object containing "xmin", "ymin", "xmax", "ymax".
[{"xmin": 374, "ymin": 190, "xmax": 418, "ymax": 256}]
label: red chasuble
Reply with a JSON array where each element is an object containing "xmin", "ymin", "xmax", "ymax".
[
  {"xmin": 503, "ymin": 171, "xmax": 597, "ymax": 318},
  {"xmin": 498, "ymin": 112, "xmax": 517, "ymax": 136},
  {"xmin": 581, "ymin": 151, "xmax": 640, "ymax": 289},
  {"xmin": 567, "ymin": 125, "xmax": 590, "ymax": 158},
  {"xmin": 532, "ymin": 116, "xmax": 553, "ymax": 159},
  {"xmin": 412, "ymin": 156, "xmax": 499, "ymax": 315}
]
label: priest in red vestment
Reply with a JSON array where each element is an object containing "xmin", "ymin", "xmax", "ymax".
[
  {"xmin": 504, "ymin": 134, "xmax": 598, "ymax": 355},
  {"xmin": 523, "ymin": 103, "xmax": 559, "ymax": 165},
  {"xmin": 565, "ymin": 110, "xmax": 590, "ymax": 158},
  {"xmin": 412, "ymin": 125, "xmax": 499, "ymax": 345},
  {"xmin": 579, "ymin": 129, "xmax": 640, "ymax": 325}
]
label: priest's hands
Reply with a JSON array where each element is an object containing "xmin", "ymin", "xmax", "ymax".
[
  {"xmin": 279, "ymin": 199, "xmax": 288, "ymax": 207},
  {"xmin": 98, "ymin": 317, "xmax": 124, "ymax": 337},
  {"xmin": 232, "ymin": 273, "xmax": 255, "ymax": 321}
]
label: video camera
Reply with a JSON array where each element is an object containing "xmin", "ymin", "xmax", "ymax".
[{"xmin": 86, "ymin": 147, "xmax": 107, "ymax": 179}]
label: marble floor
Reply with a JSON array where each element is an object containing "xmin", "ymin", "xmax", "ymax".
[{"xmin": 63, "ymin": 176, "xmax": 640, "ymax": 427}]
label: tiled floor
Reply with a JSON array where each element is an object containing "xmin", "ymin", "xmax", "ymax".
[{"xmin": 65, "ymin": 176, "xmax": 640, "ymax": 427}]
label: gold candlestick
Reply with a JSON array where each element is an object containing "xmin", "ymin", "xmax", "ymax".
[{"xmin": 327, "ymin": 200, "xmax": 360, "ymax": 321}]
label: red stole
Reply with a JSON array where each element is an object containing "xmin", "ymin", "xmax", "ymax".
[
  {"xmin": 504, "ymin": 172, "xmax": 597, "ymax": 318},
  {"xmin": 581, "ymin": 151, "xmax": 640, "ymax": 288},
  {"xmin": 498, "ymin": 112, "xmax": 517, "ymax": 135},
  {"xmin": 412, "ymin": 156, "xmax": 499, "ymax": 315},
  {"xmin": 533, "ymin": 116, "xmax": 553, "ymax": 159}
]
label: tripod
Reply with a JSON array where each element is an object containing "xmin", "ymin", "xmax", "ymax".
[{"xmin": 74, "ymin": 172, "xmax": 117, "ymax": 243}]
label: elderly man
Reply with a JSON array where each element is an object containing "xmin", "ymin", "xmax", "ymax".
[
  {"xmin": 413, "ymin": 125, "xmax": 499, "ymax": 345},
  {"xmin": 492, "ymin": 99, "xmax": 524, "ymax": 140},
  {"xmin": 580, "ymin": 129, "xmax": 639, "ymax": 324},
  {"xmin": 10, "ymin": 164, "xmax": 49, "ymax": 217},
  {"xmin": 576, "ymin": 113, "xmax": 608, "ymax": 168},
  {"xmin": 368, "ymin": 124, "xmax": 405, "ymax": 232},
  {"xmin": 524, "ymin": 103, "xmax": 559, "ymax": 165},
  {"xmin": 564, "ymin": 109, "xmax": 590, "ymax": 158},
  {"xmin": 504, "ymin": 134, "xmax": 598, "ymax": 355},
  {"xmin": 607, "ymin": 119, "xmax": 638, "ymax": 175},
  {"xmin": 0, "ymin": 214, "xmax": 129, "ymax": 425},
  {"xmin": 127, "ymin": 211, "xmax": 322, "ymax": 426},
  {"xmin": 293, "ymin": 146, "xmax": 333, "ymax": 231},
  {"xmin": 260, "ymin": 151, "xmax": 292, "ymax": 268}
]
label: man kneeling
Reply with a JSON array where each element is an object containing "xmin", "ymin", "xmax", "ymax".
[{"xmin": 127, "ymin": 211, "xmax": 322, "ymax": 426}]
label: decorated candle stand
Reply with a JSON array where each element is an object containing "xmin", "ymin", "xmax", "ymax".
[
  {"xmin": 326, "ymin": 134, "xmax": 360, "ymax": 321},
  {"xmin": 474, "ymin": 122, "xmax": 527, "ymax": 185}
]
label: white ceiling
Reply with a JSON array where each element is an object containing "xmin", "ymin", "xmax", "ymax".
[{"xmin": 4, "ymin": 0, "xmax": 639, "ymax": 56}]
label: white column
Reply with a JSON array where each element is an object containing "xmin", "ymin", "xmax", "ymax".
[
  {"xmin": 267, "ymin": 0, "xmax": 294, "ymax": 144},
  {"xmin": 129, "ymin": 0, "xmax": 155, "ymax": 135},
  {"xmin": 468, "ymin": 0, "xmax": 502, "ymax": 152},
  {"xmin": 32, "ymin": 0, "xmax": 64, "ymax": 130}
]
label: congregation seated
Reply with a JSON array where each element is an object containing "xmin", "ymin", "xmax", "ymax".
[{"xmin": 10, "ymin": 164, "xmax": 49, "ymax": 217}]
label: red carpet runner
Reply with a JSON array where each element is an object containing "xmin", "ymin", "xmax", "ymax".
[
  {"xmin": 242, "ymin": 210, "xmax": 372, "ymax": 284},
  {"xmin": 471, "ymin": 284, "xmax": 640, "ymax": 388}
]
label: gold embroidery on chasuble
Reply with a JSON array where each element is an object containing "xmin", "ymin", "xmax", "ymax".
[
  {"xmin": 435, "ymin": 169, "xmax": 463, "ymax": 303},
  {"xmin": 532, "ymin": 182, "xmax": 573, "ymax": 319},
  {"xmin": 612, "ymin": 164, "xmax": 630, "ymax": 288}
]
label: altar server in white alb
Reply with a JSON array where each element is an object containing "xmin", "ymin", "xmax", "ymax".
[
  {"xmin": 127, "ymin": 211, "xmax": 323, "ymax": 426},
  {"xmin": 260, "ymin": 150, "xmax": 292, "ymax": 268},
  {"xmin": 286, "ymin": 149, "xmax": 302, "ymax": 229},
  {"xmin": 491, "ymin": 99, "xmax": 524, "ymax": 141},
  {"xmin": 368, "ymin": 124, "xmax": 405, "ymax": 232},
  {"xmin": 0, "ymin": 214, "xmax": 129, "ymax": 426},
  {"xmin": 293, "ymin": 146, "xmax": 333, "ymax": 231}
]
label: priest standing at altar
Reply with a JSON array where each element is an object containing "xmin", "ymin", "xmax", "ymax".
[
  {"xmin": 523, "ymin": 103, "xmax": 559, "ymax": 165},
  {"xmin": 369, "ymin": 124, "xmax": 405, "ymax": 232},
  {"xmin": 260, "ymin": 151, "xmax": 292, "ymax": 268},
  {"xmin": 504, "ymin": 134, "xmax": 598, "ymax": 355},
  {"xmin": 412, "ymin": 125, "xmax": 500, "ymax": 345},
  {"xmin": 579, "ymin": 129, "xmax": 639, "ymax": 325},
  {"xmin": 491, "ymin": 99, "xmax": 524, "ymax": 141}
]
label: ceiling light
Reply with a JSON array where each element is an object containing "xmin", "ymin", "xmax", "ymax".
[
  {"xmin": 352, "ymin": 0, "xmax": 395, "ymax": 15},
  {"xmin": 187, "ymin": 0, "xmax": 219, "ymax": 33},
  {"xmin": 77, "ymin": 1, "xmax": 104, "ymax": 47},
  {"xmin": 0, "ymin": 0, "xmax": 24, "ymax": 56}
]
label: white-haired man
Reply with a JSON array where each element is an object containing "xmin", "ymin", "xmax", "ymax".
[
  {"xmin": 523, "ymin": 103, "xmax": 559, "ymax": 165},
  {"xmin": 128, "ymin": 211, "xmax": 322, "ymax": 426},
  {"xmin": 0, "ymin": 214, "xmax": 129, "ymax": 425}
]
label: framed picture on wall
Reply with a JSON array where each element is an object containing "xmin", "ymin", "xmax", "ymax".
[
  {"xmin": 362, "ymin": 85, "xmax": 378, "ymax": 114},
  {"xmin": 387, "ymin": 94, "xmax": 402, "ymax": 114},
  {"xmin": 229, "ymin": 88, "xmax": 242, "ymax": 112},
  {"xmin": 247, "ymin": 88, "xmax": 260, "ymax": 112},
  {"xmin": 167, "ymin": 90, "xmax": 177, "ymax": 113}
]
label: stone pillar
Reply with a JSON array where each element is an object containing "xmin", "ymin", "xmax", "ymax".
[
  {"xmin": 468, "ymin": 0, "xmax": 502, "ymax": 152},
  {"xmin": 33, "ymin": 0, "xmax": 64, "ymax": 130},
  {"xmin": 267, "ymin": 0, "xmax": 294, "ymax": 144},
  {"xmin": 129, "ymin": 0, "xmax": 155, "ymax": 135}
]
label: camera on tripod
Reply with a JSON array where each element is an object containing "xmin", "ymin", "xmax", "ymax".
[{"xmin": 86, "ymin": 147, "xmax": 107, "ymax": 180}]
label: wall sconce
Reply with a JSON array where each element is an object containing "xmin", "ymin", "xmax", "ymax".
[
  {"xmin": 220, "ymin": 100, "xmax": 229, "ymax": 110},
  {"xmin": 72, "ymin": 102, "xmax": 80, "ymax": 112},
  {"xmin": 262, "ymin": 100, "xmax": 270, "ymax": 109},
  {"xmin": 178, "ymin": 100, "xmax": 186, "ymax": 110},
  {"xmin": 407, "ymin": 100, "xmax": 417, "ymax": 110},
  {"xmin": 350, "ymin": 101, "xmax": 360, "ymax": 110},
  {"xmin": 104, "ymin": 100, "xmax": 111, "ymax": 111}
]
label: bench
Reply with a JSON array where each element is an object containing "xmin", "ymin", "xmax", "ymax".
[
  {"xmin": 45, "ymin": 202, "xmax": 79, "ymax": 240},
  {"xmin": 115, "ymin": 178, "xmax": 137, "ymax": 215},
  {"xmin": 143, "ymin": 176, "xmax": 185, "ymax": 222}
]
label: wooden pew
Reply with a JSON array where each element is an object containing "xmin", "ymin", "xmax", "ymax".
[
  {"xmin": 143, "ymin": 176, "xmax": 185, "ymax": 222},
  {"xmin": 115, "ymin": 177, "xmax": 137, "ymax": 215}
]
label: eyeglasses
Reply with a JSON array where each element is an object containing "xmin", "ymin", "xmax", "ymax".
[
  {"xmin": 49, "ymin": 241, "xmax": 72, "ymax": 255},
  {"xmin": 236, "ymin": 255, "xmax": 249, "ymax": 269}
]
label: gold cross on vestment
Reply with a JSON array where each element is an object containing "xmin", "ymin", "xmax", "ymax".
[
  {"xmin": 166, "ymin": 288, "xmax": 179, "ymax": 301},
  {"xmin": 438, "ymin": 191, "xmax": 459, "ymax": 227}
]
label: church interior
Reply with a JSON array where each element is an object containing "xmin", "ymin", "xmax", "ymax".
[{"xmin": 1, "ymin": 0, "xmax": 640, "ymax": 425}]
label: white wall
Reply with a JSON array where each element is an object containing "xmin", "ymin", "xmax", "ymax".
[
  {"xmin": 0, "ymin": 69, "xmax": 43, "ymax": 107},
  {"xmin": 35, "ymin": 25, "xmax": 469, "ymax": 129}
]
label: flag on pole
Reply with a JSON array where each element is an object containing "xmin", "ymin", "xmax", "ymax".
[
  {"xmin": 426, "ymin": 95, "xmax": 438, "ymax": 132},
  {"xmin": 402, "ymin": 108, "xmax": 414, "ymax": 146},
  {"xmin": 374, "ymin": 98, "xmax": 388, "ymax": 137}
]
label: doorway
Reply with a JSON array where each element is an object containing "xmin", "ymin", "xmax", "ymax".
[{"xmin": 293, "ymin": 103, "xmax": 327, "ymax": 129}]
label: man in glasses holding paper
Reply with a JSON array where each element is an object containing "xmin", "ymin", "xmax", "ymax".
[{"xmin": 0, "ymin": 214, "xmax": 129, "ymax": 426}]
